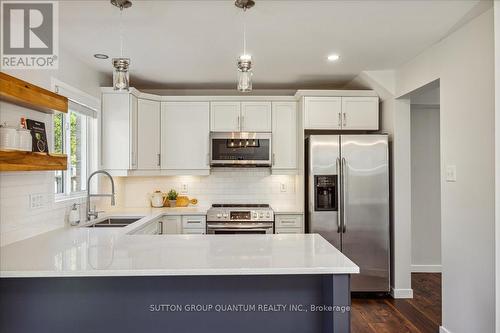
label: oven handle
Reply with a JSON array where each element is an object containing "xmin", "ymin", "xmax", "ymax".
[
  {"xmin": 207, "ymin": 224, "xmax": 273, "ymax": 230},
  {"xmin": 208, "ymin": 228, "xmax": 271, "ymax": 232}
]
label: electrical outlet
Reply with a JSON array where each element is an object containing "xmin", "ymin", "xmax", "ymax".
[
  {"xmin": 446, "ymin": 165, "xmax": 457, "ymax": 182},
  {"xmin": 280, "ymin": 183, "xmax": 287, "ymax": 192},
  {"xmin": 180, "ymin": 183, "xmax": 188, "ymax": 194},
  {"xmin": 29, "ymin": 193, "xmax": 44, "ymax": 209}
]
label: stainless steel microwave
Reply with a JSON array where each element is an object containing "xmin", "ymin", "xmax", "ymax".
[{"xmin": 210, "ymin": 132, "xmax": 272, "ymax": 167}]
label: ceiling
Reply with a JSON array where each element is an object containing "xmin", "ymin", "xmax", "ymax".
[{"xmin": 59, "ymin": 0, "xmax": 481, "ymax": 89}]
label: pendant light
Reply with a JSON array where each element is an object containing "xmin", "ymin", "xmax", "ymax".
[
  {"xmin": 111, "ymin": 0, "xmax": 132, "ymax": 91},
  {"xmin": 235, "ymin": 0, "xmax": 255, "ymax": 92}
]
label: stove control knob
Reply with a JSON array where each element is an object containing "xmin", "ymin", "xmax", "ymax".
[
  {"xmin": 216, "ymin": 213, "xmax": 222, "ymax": 218},
  {"xmin": 252, "ymin": 212, "xmax": 258, "ymax": 219},
  {"xmin": 266, "ymin": 212, "xmax": 270, "ymax": 218},
  {"xmin": 259, "ymin": 213, "xmax": 264, "ymax": 218},
  {"xmin": 223, "ymin": 213, "xmax": 228, "ymax": 218}
]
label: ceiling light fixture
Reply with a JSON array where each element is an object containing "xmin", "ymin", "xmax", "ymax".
[
  {"xmin": 94, "ymin": 53, "xmax": 109, "ymax": 60},
  {"xmin": 327, "ymin": 54, "xmax": 340, "ymax": 62},
  {"xmin": 111, "ymin": 0, "xmax": 132, "ymax": 91},
  {"xmin": 235, "ymin": 0, "xmax": 255, "ymax": 92}
]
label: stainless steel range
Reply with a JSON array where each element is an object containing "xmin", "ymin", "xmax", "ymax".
[{"xmin": 206, "ymin": 204, "xmax": 274, "ymax": 234}]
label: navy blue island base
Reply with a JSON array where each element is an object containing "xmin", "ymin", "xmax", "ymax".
[{"xmin": 0, "ymin": 273, "xmax": 351, "ymax": 333}]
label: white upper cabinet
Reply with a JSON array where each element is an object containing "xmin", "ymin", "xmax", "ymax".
[
  {"xmin": 210, "ymin": 101, "xmax": 272, "ymax": 132},
  {"xmin": 101, "ymin": 92, "xmax": 137, "ymax": 170},
  {"xmin": 272, "ymin": 102, "xmax": 297, "ymax": 171},
  {"xmin": 304, "ymin": 97, "xmax": 342, "ymax": 129},
  {"xmin": 341, "ymin": 97, "xmax": 379, "ymax": 130},
  {"xmin": 137, "ymin": 98, "xmax": 161, "ymax": 170},
  {"xmin": 241, "ymin": 102, "xmax": 272, "ymax": 132},
  {"xmin": 161, "ymin": 102, "xmax": 210, "ymax": 174},
  {"xmin": 210, "ymin": 102, "xmax": 241, "ymax": 132},
  {"xmin": 303, "ymin": 96, "xmax": 379, "ymax": 130}
]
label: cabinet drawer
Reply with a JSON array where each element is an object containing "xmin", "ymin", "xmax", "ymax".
[
  {"xmin": 182, "ymin": 215, "xmax": 207, "ymax": 229},
  {"xmin": 275, "ymin": 215, "xmax": 303, "ymax": 229},
  {"xmin": 275, "ymin": 227, "xmax": 303, "ymax": 234},
  {"xmin": 183, "ymin": 228, "xmax": 206, "ymax": 235}
]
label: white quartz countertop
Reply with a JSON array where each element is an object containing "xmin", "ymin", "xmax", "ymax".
[{"xmin": 0, "ymin": 208, "xmax": 356, "ymax": 278}]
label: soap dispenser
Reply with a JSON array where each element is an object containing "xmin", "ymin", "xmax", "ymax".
[{"xmin": 69, "ymin": 203, "xmax": 81, "ymax": 226}]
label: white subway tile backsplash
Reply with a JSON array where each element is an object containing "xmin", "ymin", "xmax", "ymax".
[
  {"xmin": 1, "ymin": 168, "xmax": 298, "ymax": 246},
  {"xmin": 113, "ymin": 172, "xmax": 298, "ymax": 209}
]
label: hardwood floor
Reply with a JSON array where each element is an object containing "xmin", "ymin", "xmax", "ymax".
[{"xmin": 351, "ymin": 273, "xmax": 442, "ymax": 333}]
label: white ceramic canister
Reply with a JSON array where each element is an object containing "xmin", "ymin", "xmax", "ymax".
[
  {"xmin": 17, "ymin": 128, "xmax": 32, "ymax": 151},
  {"xmin": 0, "ymin": 124, "xmax": 19, "ymax": 150}
]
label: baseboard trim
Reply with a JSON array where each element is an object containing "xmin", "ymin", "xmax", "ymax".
[
  {"xmin": 411, "ymin": 264, "xmax": 442, "ymax": 273},
  {"xmin": 390, "ymin": 287, "xmax": 414, "ymax": 299},
  {"xmin": 440, "ymin": 326, "xmax": 452, "ymax": 333}
]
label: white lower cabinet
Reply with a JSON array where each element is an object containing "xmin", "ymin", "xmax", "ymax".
[
  {"xmin": 132, "ymin": 218, "xmax": 162, "ymax": 235},
  {"xmin": 274, "ymin": 214, "xmax": 304, "ymax": 234},
  {"xmin": 182, "ymin": 215, "xmax": 206, "ymax": 234},
  {"xmin": 161, "ymin": 215, "xmax": 182, "ymax": 234},
  {"xmin": 132, "ymin": 215, "xmax": 206, "ymax": 235}
]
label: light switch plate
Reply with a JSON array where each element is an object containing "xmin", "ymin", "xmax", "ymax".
[
  {"xmin": 29, "ymin": 193, "xmax": 44, "ymax": 209},
  {"xmin": 280, "ymin": 183, "xmax": 287, "ymax": 192},
  {"xmin": 180, "ymin": 183, "xmax": 188, "ymax": 194},
  {"xmin": 446, "ymin": 165, "xmax": 457, "ymax": 182}
]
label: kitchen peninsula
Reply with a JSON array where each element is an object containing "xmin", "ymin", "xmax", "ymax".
[{"xmin": 0, "ymin": 209, "xmax": 358, "ymax": 333}]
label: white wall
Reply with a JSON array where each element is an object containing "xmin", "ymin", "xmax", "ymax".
[
  {"xmin": 396, "ymin": 9, "xmax": 495, "ymax": 333},
  {"xmin": 410, "ymin": 106, "xmax": 441, "ymax": 271},
  {"xmin": 0, "ymin": 48, "xmax": 106, "ymax": 246},
  {"xmin": 107, "ymin": 170, "xmax": 297, "ymax": 211},
  {"xmin": 494, "ymin": 1, "xmax": 500, "ymax": 332}
]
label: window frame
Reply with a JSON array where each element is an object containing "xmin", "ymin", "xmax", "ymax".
[
  {"xmin": 54, "ymin": 110, "xmax": 92, "ymax": 200},
  {"xmin": 52, "ymin": 79, "xmax": 99, "ymax": 202}
]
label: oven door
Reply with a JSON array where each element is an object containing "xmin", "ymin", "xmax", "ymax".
[
  {"xmin": 210, "ymin": 132, "xmax": 272, "ymax": 167},
  {"xmin": 207, "ymin": 222, "xmax": 274, "ymax": 234}
]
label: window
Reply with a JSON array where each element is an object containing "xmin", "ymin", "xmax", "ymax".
[{"xmin": 54, "ymin": 109, "xmax": 92, "ymax": 196}]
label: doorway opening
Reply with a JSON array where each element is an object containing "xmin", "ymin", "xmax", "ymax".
[{"xmin": 409, "ymin": 80, "xmax": 442, "ymax": 327}]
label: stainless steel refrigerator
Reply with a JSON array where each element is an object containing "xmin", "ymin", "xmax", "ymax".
[{"xmin": 306, "ymin": 135, "xmax": 390, "ymax": 292}]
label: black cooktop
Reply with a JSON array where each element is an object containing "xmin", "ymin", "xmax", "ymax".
[{"xmin": 211, "ymin": 204, "xmax": 270, "ymax": 208}]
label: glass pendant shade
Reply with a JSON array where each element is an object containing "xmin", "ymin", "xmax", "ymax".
[
  {"xmin": 237, "ymin": 55, "xmax": 253, "ymax": 92},
  {"xmin": 112, "ymin": 58, "xmax": 130, "ymax": 91},
  {"xmin": 237, "ymin": 70, "xmax": 253, "ymax": 92}
]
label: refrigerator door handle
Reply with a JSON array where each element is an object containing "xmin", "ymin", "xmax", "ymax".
[
  {"xmin": 336, "ymin": 157, "xmax": 342, "ymax": 233},
  {"xmin": 342, "ymin": 157, "xmax": 347, "ymax": 233}
]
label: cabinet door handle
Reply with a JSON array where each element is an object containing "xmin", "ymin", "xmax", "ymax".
[
  {"xmin": 338, "ymin": 113, "xmax": 342, "ymax": 127},
  {"xmin": 272, "ymin": 153, "xmax": 276, "ymax": 166},
  {"xmin": 157, "ymin": 153, "xmax": 161, "ymax": 167},
  {"xmin": 343, "ymin": 113, "xmax": 347, "ymax": 127},
  {"xmin": 241, "ymin": 115, "xmax": 244, "ymax": 130},
  {"xmin": 237, "ymin": 115, "xmax": 240, "ymax": 131}
]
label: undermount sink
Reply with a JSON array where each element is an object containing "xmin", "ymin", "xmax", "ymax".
[{"xmin": 87, "ymin": 217, "xmax": 143, "ymax": 228}]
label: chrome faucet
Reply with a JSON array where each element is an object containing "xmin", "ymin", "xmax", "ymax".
[{"xmin": 86, "ymin": 170, "xmax": 116, "ymax": 221}]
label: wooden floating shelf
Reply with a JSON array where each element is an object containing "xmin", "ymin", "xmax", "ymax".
[
  {"xmin": 0, "ymin": 72, "xmax": 68, "ymax": 114},
  {"xmin": 0, "ymin": 150, "xmax": 67, "ymax": 172}
]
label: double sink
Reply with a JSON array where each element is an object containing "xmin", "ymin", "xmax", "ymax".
[{"xmin": 86, "ymin": 217, "xmax": 143, "ymax": 228}]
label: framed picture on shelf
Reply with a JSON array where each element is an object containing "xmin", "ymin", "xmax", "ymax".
[{"xmin": 26, "ymin": 119, "xmax": 49, "ymax": 153}]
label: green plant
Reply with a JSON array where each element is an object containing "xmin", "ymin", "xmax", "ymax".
[{"xmin": 167, "ymin": 189, "xmax": 178, "ymax": 201}]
